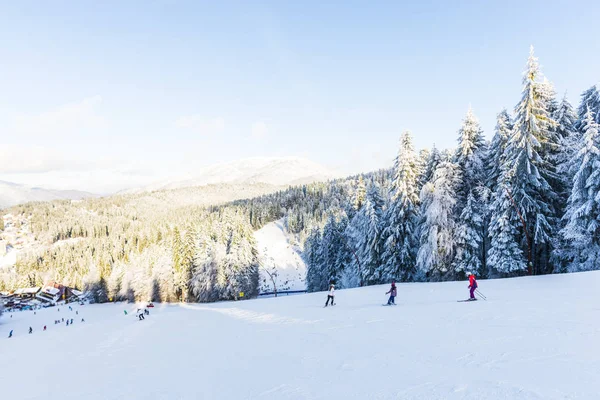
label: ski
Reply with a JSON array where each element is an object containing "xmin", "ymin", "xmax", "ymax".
[{"xmin": 457, "ymin": 299, "xmax": 477, "ymax": 302}]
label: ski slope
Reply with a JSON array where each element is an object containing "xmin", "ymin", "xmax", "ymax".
[
  {"xmin": 1, "ymin": 272, "xmax": 599, "ymax": 400},
  {"xmin": 254, "ymin": 219, "xmax": 306, "ymax": 293}
]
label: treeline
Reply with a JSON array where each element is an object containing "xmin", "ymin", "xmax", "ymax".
[{"xmin": 302, "ymin": 48, "xmax": 600, "ymax": 291}]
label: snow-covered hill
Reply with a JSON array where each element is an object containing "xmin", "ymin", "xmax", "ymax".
[
  {"xmin": 254, "ymin": 219, "xmax": 306, "ymax": 293},
  {"xmin": 128, "ymin": 156, "xmax": 339, "ymax": 193},
  {"xmin": 2, "ymin": 271, "xmax": 598, "ymax": 399},
  {"xmin": 0, "ymin": 180, "xmax": 95, "ymax": 209}
]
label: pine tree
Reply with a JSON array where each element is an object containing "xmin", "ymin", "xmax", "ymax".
[
  {"xmin": 554, "ymin": 95, "xmax": 579, "ymax": 182},
  {"xmin": 416, "ymin": 148, "xmax": 431, "ymax": 189},
  {"xmin": 416, "ymin": 162, "xmax": 460, "ymax": 280},
  {"xmin": 503, "ymin": 46, "xmax": 557, "ymax": 274},
  {"xmin": 454, "ymin": 107, "xmax": 486, "ymax": 200},
  {"xmin": 357, "ymin": 182, "xmax": 385, "ymax": 285},
  {"xmin": 352, "ymin": 176, "xmax": 367, "ymax": 211},
  {"xmin": 423, "ymin": 146, "xmax": 442, "ymax": 185},
  {"xmin": 486, "ymin": 110, "xmax": 513, "ymax": 195},
  {"xmin": 382, "ymin": 131, "xmax": 419, "ymax": 282},
  {"xmin": 576, "ymin": 85, "xmax": 600, "ymax": 129},
  {"xmin": 453, "ymin": 191, "xmax": 483, "ymax": 277},
  {"xmin": 559, "ymin": 107, "xmax": 600, "ymax": 271}
]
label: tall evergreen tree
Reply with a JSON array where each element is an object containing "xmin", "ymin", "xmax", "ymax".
[
  {"xmin": 382, "ymin": 131, "xmax": 420, "ymax": 281},
  {"xmin": 559, "ymin": 107, "xmax": 600, "ymax": 271},
  {"xmin": 502, "ymin": 46, "xmax": 557, "ymax": 274},
  {"xmin": 453, "ymin": 191, "xmax": 483, "ymax": 277},
  {"xmin": 416, "ymin": 162, "xmax": 460, "ymax": 280},
  {"xmin": 454, "ymin": 107, "xmax": 486, "ymax": 200},
  {"xmin": 357, "ymin": 183, "xmax": 385, "ymax": 285},
  {"xmin": 486, "ymin": 110, "xmax": 513, "ymax": 195},
  {"xmin": 576, "ymin": 85, "xmax": 600, "ymax": 129}
]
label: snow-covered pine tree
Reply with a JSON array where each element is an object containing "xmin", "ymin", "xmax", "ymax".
[
  {"xmin": 486, "ymin": 110, "xmax": 513, "ymax": 196},
  {"xmin": 352, "ymin": 176, "xmax": 367, "ymax": 211},
  {"xmin": 305, "ymin": 229, "xmax": 327, "ymax": 292},
  {"xmin": 416, "ymin": 161, "xmax": 460, "ymax": 280},
  {"xmin": 382, "ymin": 131, "xmax": 419, "ymax": 282},
  {"xmin": 554, "ymin": 95, "xmax": 579, "ymax": 182},
  {"xmin": 454, "ymin": 107, "xmax": 487, "ymax": 201},
  {"xmin": 503, "ymin": 46, "xmax": 557, "ymax": 274},
  {"xmin": 487, "ymin": 199, "xmax": 527, "ymax": 275},
  {"xmin": 576, "ymin": 85, "xmax": 600, "ymax": 129},
  {"xmin": 453, "ymin": 191, "xmax": 483, "ymax": 278},
  {"xmin": 416, "ymin": 148, "xmax": 431, "ymax": 190},
  {"xmin": 422, "ymin": 146, "xmax": 442, "ymax": 185},
  {"xmin": 357, "ymin": 182, "xmax": 385, "ymax": 285},
  {"xmin": 559, "ymin": 107, "xmax": 600, "ymax": 272}
]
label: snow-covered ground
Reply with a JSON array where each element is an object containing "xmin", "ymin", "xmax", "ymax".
[
  {"xmin": 1, "ymin": 272, "xmax": 599, "ymax": 399},
  {"xmin": 254, "ymin": 219, "xmax": 306, "ymax": 292}
]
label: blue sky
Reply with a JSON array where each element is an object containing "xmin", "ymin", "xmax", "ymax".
[{"xmin": 1, "ymin": 0, "xmax": 599, "ymax": 192}]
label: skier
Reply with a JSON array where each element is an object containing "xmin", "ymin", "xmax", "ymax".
[
  {"xmin": 468, "ymin": 273, "xmax": 478, "ymax": 300},
  {"xmin": 29, "ymin": 327, "xmax": 33, "ymax": 334},
  {"xmin": 81, "ymin": 318, "xmax": 85, "ymax": 322},
  {"xmin": 8, "ymin": 330, "xmax": 13, "ymax": 338},
  {"xmin": 124, "ymin": 310, "xmax": 128, "ymax": 316},
  {"xmin": 144, "ymin": 309, "xmax": 149, "ymax": 316},
  {"xmin": 324, "ymin": 284, "xmax": 335, "ymax": 307},
  {"xmin": 66, "ymin": 320, "xmax": 69, "ymax": 326},
  {"xmin": 70, "ymin": 318, "xmax": 73, "ymax": 324},
  {"xmin": 385, "ymin": 280, "xmax": 397, "ymax": 305},
  {"xmin": 43, "ymin": 325, "xmax": 47, "ymax": 331}
]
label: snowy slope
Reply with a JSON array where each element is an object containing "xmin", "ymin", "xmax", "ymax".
[
  {"xmin": 254, "ymin": 219, "xmax": 306, "ymax": 292},
  {"xmin": 128, "ymin": 156, "xmax": 339, "ymax": 193},
  {"xmin": 1, "ymin": 272, "xmax": 599, "ymax": 399},
  {"xmin": 0, "ymin": 180, "xmax": 95, "ymax": 209}
]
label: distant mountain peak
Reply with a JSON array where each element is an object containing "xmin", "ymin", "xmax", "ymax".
[
  {"xmin": 0, "ymin": 181, "xmax": 96, "ymax": 209},
  {"xmin": 129, "ymin": 156, "xmax": 340, "ymax": 193}
]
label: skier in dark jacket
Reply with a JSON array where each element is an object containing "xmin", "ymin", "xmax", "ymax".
[
  {"xmin": 468, "ymin": 274, "xmax": 478, "ymax": 300},
  {"xmin": 386, "ymin": 280, "xmax": 397, "ymax": 305},
  {"xmin": 29, "ymin": 327, "xmax": 33, "ymax": 334},
  {"xmin": 8, "ymin": 330, "xmax": 13, "ymax": 338}
]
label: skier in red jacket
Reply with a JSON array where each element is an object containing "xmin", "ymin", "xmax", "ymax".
[{"xmin": 468, "ymin": 274, "xmax": 478, "ymax": 300}]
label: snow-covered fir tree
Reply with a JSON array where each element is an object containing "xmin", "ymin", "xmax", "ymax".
[
  {"xmin": 576, "ymin": 85, "xmax": 600, "ymax": 129},
  {"xmin": 502, "ymin": 46, "xmax": 557, "ymax": 274},
  {"xmin": 382, "ymin": 131, "xmax": 420, "ymax": 281},
  {"xmin": 453, "ymin": 191, "xmax": 483, "ymax": 277},
  {"xmin": 486, "ymin": 110, "xmax": 513, "ymax": 195},
  {"xmin": 416, "ymin": 162, "xmax": 461, "ymax": 280},
  {"xmin": 454, "ymin": 107, "xmax": 486, "ymax": 200},
  {"xmin": 357, "ymin": 182, "xmax": 385, "ymax": 285},
  {"xmin": 558, "ymin": 107, "xmax": 600, "ymax": 272},
  {"xmin": 352, "ymin": 176, "xmax": 367, "ymax": 211}
]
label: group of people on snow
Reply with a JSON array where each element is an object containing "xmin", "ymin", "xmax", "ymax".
[
  {"xmin": 324, "ymin": 274, "xmax": 479, "ymax": 306},
  {"xmin": 6, "ymin": 305, "xmax": 85, "ymax": 338}
]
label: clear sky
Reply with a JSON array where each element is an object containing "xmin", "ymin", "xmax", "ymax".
[{"xmin": 1, "ymin": 0, "xmax": 599, "ymax": 193}]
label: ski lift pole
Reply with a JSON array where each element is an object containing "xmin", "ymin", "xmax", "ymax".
[{"xmin": 505, "ymin": 188, "xmax": 533, "ymax": 275}]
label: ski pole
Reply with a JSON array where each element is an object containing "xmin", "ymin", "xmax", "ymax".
[{"xmin": 475, "ymin": 289, "xmax": 487, "ymax": 300}]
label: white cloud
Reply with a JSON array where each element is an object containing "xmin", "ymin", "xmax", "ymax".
[
  {"xmin": 251, "ymin": 121, "xmax": 268, "ymax": 139},
  {"xmin": 13, "ymin": 96, "xmax": 105, "ymax": 138},
  {"xmin": 174, "ymin": 115, "xmax": 225, "ymax": 135}
]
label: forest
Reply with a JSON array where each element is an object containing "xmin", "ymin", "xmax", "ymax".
[{"xmin": 1, "ymin": 47, "xmax": 599, "ymax": 301}]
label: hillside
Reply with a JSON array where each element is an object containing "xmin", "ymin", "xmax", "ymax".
[
  {"xmin": 2, "ymin": 271, "xmax": 598, "ymax": 399},
  {"xmin": 128, "ymin": 156, "xmax": 339, "ymax": 193},
  {"xmin": 254, "ymin": 219, "xmax": 307, "ymax": 293},
  {"xmin": 0, "ymin": 180, "xmax": 95, "ymax": 209}
]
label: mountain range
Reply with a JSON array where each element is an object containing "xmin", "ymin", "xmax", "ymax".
[
  {"xmin": 124, "ymin": 156, "xmax": 339, "ymax": 193},
  {"xmin": 0, "ymin": 180, "xmax": 96, "ymax": 209}
]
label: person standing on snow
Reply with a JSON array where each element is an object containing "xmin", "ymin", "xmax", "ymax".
[
  {"xmin": 468, "ymin": 273, "xmax": 478, "ymax": 300},
  {"xmin": 324, "ymin": 284, "xmax": 335, "ymax": 307},
  {"xmin": 29, "ymin": 327, "xmax": 33, "ymax": 334},
  {"xmin": 386, "ymin": 280, "xmax": 397, "ymax": 305},
  {"xmin": 8, "ymin": 330, "xmax": 13, "ymax": 338}
]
